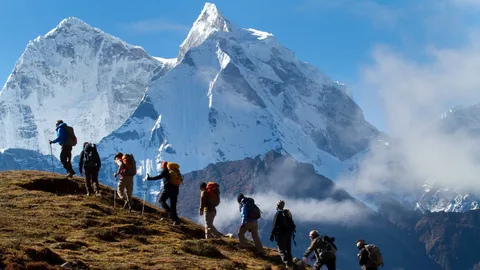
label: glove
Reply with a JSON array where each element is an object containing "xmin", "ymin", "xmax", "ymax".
[
  {"xmin": 113, "ymin": 172, "xmax": 118, "ymax": 177},
  {"xmin": 269, "ymin": 234, "xmax": 275, "ymax": 242},
  {"xmin": 48, "ymin": 140, "xmax": 53, "ymax": 144},
  {"xmin": 146, "ymin": 173, "xmax": 150, "ymax": 180},
  {"xmin": 199, "ymin": 209, "xmax": 204, "ymax": 216}
]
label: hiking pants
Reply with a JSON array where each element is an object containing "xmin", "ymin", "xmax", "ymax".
[
  {"xmin": 159, "ymin": 186, "xmax": 179, "ymax": 222},
  {"xmin": 204, "ymin": 208, "xmax": 223, "ymax": 239},
  {"xmin": 117, "ymin": 175, "xmax": 133, "ymax": 203},
  {"xmin": 60, "ymin": 145, "xmax": 75, "ymax": 174},
  {"xmin": 277, "ymin": 234, "xmax": 293, "ymax": 266},
  {"xmin": 84, "ymin": 167, "xmax": 99, "ymax": 194},
  {"xmin": 238, "ymin": 220, "xmax": 265, "ymax": 254},
  {"xmin": 314, "ymin": 259, "xmax": 336, "ymax": 270}
]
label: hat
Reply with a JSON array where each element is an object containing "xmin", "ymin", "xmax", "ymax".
[
  {"xmin": 237, "ymin": 193, "xmax": 245, "ymax": 203},
  {"xmin": 276, "ymin": 200, "xmax": 285, "ymax": 210}
]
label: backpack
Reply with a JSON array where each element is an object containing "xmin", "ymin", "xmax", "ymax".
[
  {"xmin": 281, "ymin": 209, "xmax": 296, "ymax": 234},
  {"xmin": 167, "ymin": 162, "xmax": 183, "ymax": 186},
  {"xmin": 365, "ymin": 244, "xmax": 383, "ymax": 268},
  {"xmin": 83, "ymin": 143, "xmax": 98, "ymax": 168},
  {"xmin": 320, "ymin": 235, "xmax": 338, "ymax": 254},
  {"xmin": 205, "ymin": 182, "xmax": 220, "ymax": 207},
  {"xmin": 243, "ymin": 197, "xmax": 261, "ymax": 220},
  {"xmin": 63, "ymin": 125, "xmax": 77, "ymax": 147},
  {"xmin": 122, "ymin": 154, "xmax": 137, "ymax": 176}
]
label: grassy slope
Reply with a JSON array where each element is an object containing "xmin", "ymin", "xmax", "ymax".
[{"xmin": 0, "ymin": 171, "xmax": 291, "ymax": 270}]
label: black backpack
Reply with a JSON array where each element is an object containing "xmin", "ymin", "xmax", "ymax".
[
  {"xmin": 281, "ymin": 209, "xmax": 296, "ymax": 234},
  {"xmin": 243, "ymin": 197, "xmax": 262, "ymax": 220},
  {"xmin": 83, "ymin": 143, "xmax": 99, "ymax": 168},
  {"xmin": 321, "ymin": 235, "xmax": 338, "ymax": 253}
]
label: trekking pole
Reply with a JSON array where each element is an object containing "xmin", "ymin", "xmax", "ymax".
[
  {"xmin": 113, "ymin": 175, "xmax": 117, "ymax": 209},
  {"xmin": 142, "ymin": 179, "xmax": 147, "ymax": 216},
  {"xmin": 49, "ymin": 144, "xmax": 54, "ymax": 173}
]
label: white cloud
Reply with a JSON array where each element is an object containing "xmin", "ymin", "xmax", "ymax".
[
  {"xmin": 200, "ymin": 192, "xmax": 371, "ymax": 233},
  {"xmin": 339, "ymin": 4, "xmax": 480, "ymax": 196},
  {"xmin": 121, "ymin": 19, "xmax": 190, "ymax": 35}
]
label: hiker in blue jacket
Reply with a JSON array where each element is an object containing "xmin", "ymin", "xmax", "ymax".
[
  {"xmin": 49, "ymin": 120, "xmax": 76, "ymax": 177},
  {"xmin": 237, "ymin": 193, "xmax": 265, "ymax": 255}
]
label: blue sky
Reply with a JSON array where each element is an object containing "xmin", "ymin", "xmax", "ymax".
[{"xmin": 1, "ymin": 0, "xmax": 480, "ymax": 132}]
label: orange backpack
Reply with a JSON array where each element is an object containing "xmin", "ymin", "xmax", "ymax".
[
  {"xmin": 122, "ymin": 154, "xmax": 137, "ymax": 176},
  {"xmin": 206, "ymin": 182, "xmax": 220, "ymax": 207}
]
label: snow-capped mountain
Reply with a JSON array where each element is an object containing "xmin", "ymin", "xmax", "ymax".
[
  {"xmin": 414, "ymin": 104, "xmax": 480, "ymax": 212},
  {"xmin": 0, "ymin": 17, "xmax": 173, "ymax": 156},
  {"xmin": 98, "ymin": 2, "xmax": 379, "ymax": 182},
  {"xmin": 0, "ymin": 148, "xmax": 63, "ymax": 172}
]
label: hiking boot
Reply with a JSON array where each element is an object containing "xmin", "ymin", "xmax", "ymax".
[
  {"xmin": 67, "ymin": 172, "xmax": 74, "ymax": 178},
  {"xmin": 95, "ymin": 192, "xmax": 101, "ymax": 197},
  {"xmin": 86, "ymin": 192, "xmax": 91, "ymax": 196},
  {"xmin": 173, "ymin": 220, "xmax": 181, "ymax": 226},
  {"xmin": 123, "ymin": 201, "xmax": 132, "ymax": 212}
]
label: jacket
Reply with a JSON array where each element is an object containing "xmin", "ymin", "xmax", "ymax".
[
  {"xmin": 358, "ymin": 247, "xmax": 371, "ymax": 267},
  {"xmin": 78, "ymin": 146, "xmax": 101, "ymax": 170},
  {"xmin": 240, "ymin": 198, "xmax": 256, "ymax": 224},
  {"xmin": 303, "ymin": 236, "xmax": 336, "ymax": 262},
  {"xmin": 51, "ymin": 123, "xmax": 67, "ymax": 145},
  {"xmin": 200, "ymin": 190, "xmax": 215, "ymax": 211}
]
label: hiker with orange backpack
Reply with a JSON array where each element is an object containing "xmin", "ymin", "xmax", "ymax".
[
  {"xmin": 199, "ymin": 182, "xmax": 223, "ymax": 238},
  {"xmin": 113, "ymin": 152, "xmax": 136, "ymax": 212},
  {"xmin": 146, "ymin": 161, "xmax": 183, "ymax": 225},
  {"xmin": 49, "ymin": 120, "xmax": 77, "ymax": 178}
]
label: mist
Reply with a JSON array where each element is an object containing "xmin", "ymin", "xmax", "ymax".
[
  {"xmin": 339, "ymin": 24, "xmax": 480, "ymax": 196},
  {"xmin": 195, "ymin": 191, "xmax": 371, "ymax": 233}
]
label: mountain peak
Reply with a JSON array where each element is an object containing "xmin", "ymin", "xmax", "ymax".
[
  {"xmin": 178, "ymin": 2, "xmax": 236, "ymax": 60},
  {"xmin": 59, "ymin": 16, "xmax": 90, "ymax": 27},
  {"xmin": 43, "ymin": 16, "xmax": 99, "ymax": 39}
]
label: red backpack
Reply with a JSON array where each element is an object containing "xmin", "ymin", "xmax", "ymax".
[{"xmin": 205, "ymin": 182, "xmax": 220, "ymax": 207}]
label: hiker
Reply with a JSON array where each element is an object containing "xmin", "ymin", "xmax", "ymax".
[
  {"xmin": 302, "ymin": 230, "xmax": 337, "ymax": 270},
  {"xmin": 199, "ymin": 182, "xmax": 223, "ymax": 238},
  {"xmin": 356, "ymin": 239, "xmax": 383, "ymax": 270},
  {"xmin": 270, "ymin": 200, "xmax": 295, "ymax": 269},
  {"xmin": 146, "ymin": 161, "xmax": 183, "ymax": 225},
  {"xmin": 78, "ymin": 142, "xmax": 101, "ymax": 196},
  {"xmin": 113, "ymin": 152, "xmax": 136, "ymax": 211},
  {"xmin": 237, "ymin": 193, "xmax": 265, "ymax": 255},
  {"xmin": 49, "ymin": 120, "xmax": 76, "ymax": 177}
]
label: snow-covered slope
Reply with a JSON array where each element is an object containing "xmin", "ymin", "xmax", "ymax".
[
  {"xmin": 97, "ymin": 3, "xmax": 379, "ymax": 182},
  {"xmin": 0, "ymin": 17, "xmax": 173, "ymax": 156}
]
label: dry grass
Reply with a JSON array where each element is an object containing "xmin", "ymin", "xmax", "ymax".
[{"xmin": 0, "ymin": 170, "xmax": 285, "ymax": 269}]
